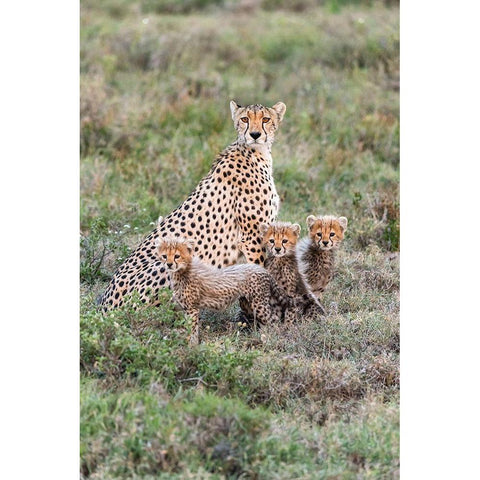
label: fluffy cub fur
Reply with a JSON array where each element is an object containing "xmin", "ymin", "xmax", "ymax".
[
  {"xmin": 260, "ymin": 221, "xmax": 325, "ymax": 323},
  {"xmin": 297, "ymin": 215, "xmax": 348, "ymax": 298},
  {"xmin": 156, "ymin": 236, "xmax": 292, "ymax": 345}
]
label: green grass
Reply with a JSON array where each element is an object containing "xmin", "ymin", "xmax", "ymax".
[{"xmin": 81, "ymin": 0, "xmax": 399, "ymax": 477}]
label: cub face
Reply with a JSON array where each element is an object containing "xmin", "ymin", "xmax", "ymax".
[
  {"xmin": 260, "ymin": 221, "xmax": 301, "ymax": 257},
  {"xmin": 156, "ymin": 237, "xmax": 194, "ymax": 272},
  {"xmin": 306, "ymin": 215, "xmax": 348, "ymax": 251},
  {"xmin": 230, "ymin": 101, "xmax": 286, "ymax": 146}
]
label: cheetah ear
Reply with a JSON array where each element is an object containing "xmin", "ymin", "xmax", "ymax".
[
  {"xmin": 157, "ymin": 215, "xmax": 164, "ymax": 226},
  {"xmin": 291, "ymin": 223, "xmax": 301, "ymax": 236},
  {"xmin": 258, "ymin": 222, "xmax": 269, "ymax": 236},
  {"xmin": 185, "ymin": 239, "xmax": 195, "ymax": 253},
  {"xmin": 230, "ymin": 100, "xmax": 241, "ymax": 120},
  {"xmin": 271, "ymin": 102, "xmax": 286, "ymax": 122},
  {"xmin": 154, "ymin": 237, "xmax": 161, "ymax": 248},
  {"xmin": 306, "ymin": 215, "xmax": 317, "ymax": 229},
  {"xmin": 338, "ymin": 216, "xmax": 348, "ymax": 231}
]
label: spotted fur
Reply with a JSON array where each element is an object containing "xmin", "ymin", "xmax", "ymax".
[
  {"xmin": 297, "ymin": 215, "xmax": 348, "ymax": 298},
  {"xmin": 157, "ymin": 237, "xmax": 293, "ymax": 345},
  {"xmin": 99, "ymin": 101, "xmax": 286, "ymax": 311},
  {"xmin": 260, "ymin": 221, "xmax": 325, "ymax": 323}
]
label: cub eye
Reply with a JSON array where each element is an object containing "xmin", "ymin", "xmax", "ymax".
[
  {"xmin": 330, "ymin": 232, "xmax": 335, "ymax": 237},
  {"xmin": 262, "ymin": 117, "xmax": 270, "ymax": 123},
  {"xmin": 282, "ymin": 239, "xmax": 288, "ymax": 244},
  {"xmin": 316, "ymin": 232, "xmax": 322, "ymax": 238},
  {"xmin": 269, "ymin": 239, "xmax": 274, "ymax": 244},
  {"xmin": 241, "ymin": 117, "xmax": 248, "ymax": 123},
  {"xmin": 174, "ymin": 254, "xmax": 180, "ymax": 259},
  {"xmin": 161, "ymin": 255, "xmax": 167, "ymax": 261}
]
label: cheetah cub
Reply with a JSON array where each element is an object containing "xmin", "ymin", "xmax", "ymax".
[
  {"xmin": 297, "ymin": 215, "xmax": 348, "ymax": 299},
  {"xmin": 260, "ymin": 222, "xmax": 325, "ymax": 323},
  {"xmin": 156, "ymin": 237, "xmax": 293, "ymax": 345}
]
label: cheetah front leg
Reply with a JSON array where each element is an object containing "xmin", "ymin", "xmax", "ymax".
[
  {"xmin": 284, "ymin": 307, "xmax": 298, "ymax": 325},
  {"xmin": 237, "ymin": 232, "xmax": 267, "ymax": 266},
  {"xmin": 186, "ymin": 307, "xmax": 200, "ymax": 346},
  {"xmin": 237, "ymin": 232, "xmax": 268, "ymax": 323},
  {"xmin": 249, "ymin": 277, "xmax": 278, "ymax": 326}
]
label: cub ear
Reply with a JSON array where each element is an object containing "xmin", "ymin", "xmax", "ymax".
[
  {"xmin": 185, "ymin": 239, "xmax": 195, "ymax": 253},
  {"xmin": 258, "ymin": 222, "xmax": 270, "ymax": 236},
  {"xmin": 291, "ymin": 223, "xmax": 301, "ymax": 236},
  {"xmin": 306, "ymin": 215, "xmax": 317, "ymax": 229},
  {"xmin": 157, "ymin": 215, "xmax": 164, "ymax": 226},
  {"xmin": 154, "ymin": 237, "xmax": 161, "ymax": 248},
  {"xmin": 230, "ymin": 100, "xmax": 241, "ymax": 120},
  {"xmin": 338, "ymin": 216, "xmax": 348, "ymax": 231},
  {"xmin": 271, "ymin": 102, "xmax": 286, "ymax": 122}
]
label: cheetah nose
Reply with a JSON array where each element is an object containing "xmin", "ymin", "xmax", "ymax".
[
  {"xmin": 166, "ymin": 262, "xmax": 173, "ymax": 269},
  {"xmin": 275, "ymin": 247, "xmax": 282, "ymax": 253},
  {"xmin": 250, "ymin": 131, "xmax": 261, "ymax": 140},
  {"xmin": 322, "ymin": 241, "xmax": 329, "ymax": 246}
]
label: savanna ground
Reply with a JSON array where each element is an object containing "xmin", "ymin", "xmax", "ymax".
[{"xmin": 80, "ymin": 0, "xmax": 399, "ymax": 477}]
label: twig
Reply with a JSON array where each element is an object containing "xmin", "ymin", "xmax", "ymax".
[{"xmin": 179, "ymin": 376, "xmax": 210, "ymax": 386}]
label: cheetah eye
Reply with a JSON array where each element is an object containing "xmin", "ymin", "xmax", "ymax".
[
  {"xmin": 241, "ymin": 117, "xmax": 248, "ymax": 123},
  {"xmin": 161, "ymin": 255, "xmax": 167, "ymax": 261},
  {"xmin": 262, "ymin": 117, "xmax": 270, "ymax": 123},
  {"xmin": 269, "ymin": 239, "xmax": 274, "ymax": 244},
  {"xmin": 330, "ymin": 232, "xmax": 335, "ymax": 237},
  {"xmin": 316, "ymin": 232, "xmax": 322, "ymax": 238},
  {"xmin": 282, "ymin": 239, "xmax": 288, "ymax": 244},
  {"xmin": 174, "ymin": 254, "xmax": 180, "ymax": 260}
]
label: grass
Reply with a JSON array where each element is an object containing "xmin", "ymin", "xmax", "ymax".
[{"xmin": 80, "ymin": 0, "xmax": 399, "ymax": 477}]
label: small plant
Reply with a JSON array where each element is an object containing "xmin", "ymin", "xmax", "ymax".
[
  {"xmin": 80, "ymin": 289, "xmax": 186, "ymax": 388},
  {"xmin": 80, "ymin": 217, "xmax": 130, "ymax": 284}
]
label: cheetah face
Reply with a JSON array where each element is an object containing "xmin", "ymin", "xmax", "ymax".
[
  {"xmin": 260, "ymin": 222, "xmax": 300, "ymax": 258},
  {"xmin": 156, "ymin": 237, "xmax": 194, "ymax": 272},
  {"xmin": 306, "ymin": 215, "xmax": 348, "ymax": 251},
  {"xmin": 230, "ymin": 101, "xmax": 286, "ymax": 147}
]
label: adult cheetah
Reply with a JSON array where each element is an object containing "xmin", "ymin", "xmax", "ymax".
[{"xmin": 99, "ymin": 101, "xmax": 286, "ymax": 310}]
